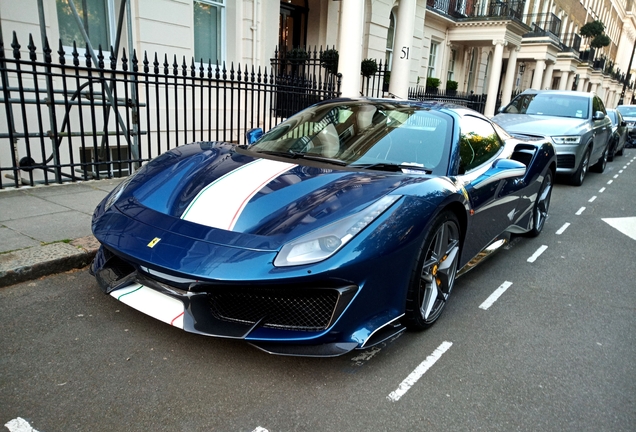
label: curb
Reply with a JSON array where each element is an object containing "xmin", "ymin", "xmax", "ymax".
[{"xmin": 0, "ymin": 236, "xmax": 99, "ymax": 288}]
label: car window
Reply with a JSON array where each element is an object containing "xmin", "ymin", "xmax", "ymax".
[
  {"xmin": 504, "ymin": 93, "xmax": 589, "ymax": 119},
  {"xmin": 607, "ymin": 111, "xmax": 617, "ymax": 124},
  {"xmin": 617, "ymin": 106, "xmax": 636, "ymax": 117},
  {"xmin": 458, "ymin": 116, "xmax": 503, "ymax": 174},
  {"xmin": 592, "ymin": 97, "xmax": 607, "ymax": 115}
]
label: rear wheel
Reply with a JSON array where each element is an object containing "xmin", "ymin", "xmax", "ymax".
[
  {"xmin": 607, "ymin": 138, "xmax": 617, "ymax": 161},
  {"xmin": 570, "ymin": 147, "xmax": 591, "ymax": 186},
  {"xmin": 403, "ymin": 212, "xmax": 461, "ymax": 330},
  {"xmin": 526, "ymin": 170, "xmax": 553, "ymax": 237}
]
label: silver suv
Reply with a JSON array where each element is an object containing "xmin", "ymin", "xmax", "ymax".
[
  {"xmin": 616, "ymin": 105, "xmax": 636, "ymax": 145},
  {"xmin": 493, "ymin": 90, "xmax": 611, "ymax": 186}
]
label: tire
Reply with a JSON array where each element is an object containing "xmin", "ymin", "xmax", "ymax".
[
  {"xmin": 403, "ymin": 211, "xmax": 461, "ymax": 330},
  {"xmin": 607, "ymin": 138, "xmax": 616, "ymax": 162},
  {"xmin": 590, "ymin": 145, "xmax": 608, "ymax": 173},
  {"xmin": 526, "ymin": 170, "xmax": 553, "ymax": 237},
  {"xmin": 616, "ymin": 142, "xmax": 624, "ymax": 156},
  {"xmin": 570, "ymin": 147, "xmax": 591, "ymax": 186}
]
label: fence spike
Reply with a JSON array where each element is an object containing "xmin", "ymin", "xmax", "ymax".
[
  {"xmin": 132, "ymin": 49, "xmax": 138, "ymax": 72},
  {"xmin": 28, "ymin": 34, "xmax": 37, "ymax": 61},
  {"xmin": 251, "ymin": 65, "xmax": 255, "ymax": 83},
  {"xmin": 222, "ymin": 61, "xmax": 227, "ymax": 80},
  {"xmin": 11, "ymin": 31, "xmax": 21, "ymax": 60},
  {"xmin": 120, "ymin": 48, "xmax": 127, "ymax": 71},
  {"xmin": 84, "ymin": 45, "xmax": 91, "ymax": 67},
  {"xmin": 144, "ymin": 51, "xmax": 150, "ymax": 73},
  {"xmin": 198, "ymin": 59, "xmax": 204, "ymax": 78},
  {"xmin": 57, "ymin": 39, "xmax": 66, "ymax": 65},
  {"xmin": 72, "ymin": 41, "xmax": 80, "ymax": 66},
  {"xmin": 181, "ymin": 55, "xmax": 187, "ymax": 77},
  {"xmin": 97, "ymin": 45, "xmax": 104, "ymax": 69},
  {"xmin": 207, "ymin": 60, "xmax": 213, "ymax": 79},
  {"xmin": 230, "ymin": 62, "xmax": 235, "ymax": 80},
  {"xmin": 173, "ymin": 54, "xmax": 178, "ymax": 76},
  {"xmin": 43, "ymin": 37, "xmax": 52, "ymax": 63},
  {"xmin": 190, "ymin": 57, "xmax": 197, "ymax": 77},
  {"xmin": 215, "ymin": 62, "xmax": 220, "ymax": 79},
  {"xmin": 237, "ymin": 63, "xmax": 242, "ymax": 82}
]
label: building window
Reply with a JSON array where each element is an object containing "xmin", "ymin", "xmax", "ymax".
[
  {"xmin": 56, "ymin": 0, "xmax": 113, "ymax": 49},
  {"xmin": 194, "ymin": 0, "xmax": 225, "ymax": 63},
  {"xmin": 428, "ymin": 42, "xmax": 439, "ymax": 77},
  {"xmin": 385, "ymin": 12, "xmax": 396, "ymax": 70},
  {"xmin": 447, "ymin": 49, "xmax": 456, "ymax": 82}
]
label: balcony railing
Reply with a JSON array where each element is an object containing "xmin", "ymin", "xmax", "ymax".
[
  {"xmin": 561, "ymin": 33, "xmax": 581, "ymax": 53},
  {"xmin": 522, "ymin": 12, "xmax": 562, "ymax": 37},
  {"xmin": 426, "ymin": 0, "xmax": 525, "ymax": 20}
]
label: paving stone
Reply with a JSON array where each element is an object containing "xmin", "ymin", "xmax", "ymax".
[
  {"xmin": 0, "ymin": 226, "xmax": 40, "ymax": 253},
  {"xmin": 3, "ymin": 211, "xmax": 93, "ymax": 243},
  {"xmin": 41, "ymin": 190, "xmax": 108, "ymax": 215},
  {"xmin": 25, "ymin": 182, "xmax": 96, "ymax": 197},
  {"xmin": 0, "ymin": 195, "xmax": 70, "ymax": 222}
]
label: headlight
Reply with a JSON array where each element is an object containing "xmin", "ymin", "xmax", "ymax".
[
  {"xmin": 104, "ymin": 171, "xmax": 138, "ymax": 210},
  {"xmin": 273, "ymin": 195, "xmax": 401, "ymax": 267},
  {"xmin": 551, "ymin": 136, "xmax": 581, "ymax": 145}
]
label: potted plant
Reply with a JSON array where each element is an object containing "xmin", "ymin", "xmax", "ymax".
[
  {"xmin": 446, "ymin": 79, "xmax": 458, "ymax": 95},
  {"xmin": 320, "ymin": 48, "xmax": 339, "ymax": 74},
  {"xmin": 361, "ymin": 58, "xmax": 378, "ymax": 77},
  {"xmin": 426, "ymin": 77, "xmax": 440, "ymax": 94},
  {"xmin": 287, "ymin": 47, "xmax": 309, "ymax": 65}
]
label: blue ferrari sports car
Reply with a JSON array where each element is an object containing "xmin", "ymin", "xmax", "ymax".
[{"xmin": 91, "ymin": 99, "xmax": 556, "ymax": 357}]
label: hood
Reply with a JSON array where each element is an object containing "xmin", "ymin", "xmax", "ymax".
[
  {"xmin": 492, "ymin": 113, "xmax": 589, "ymax": 137},
  {"xmin": 117, "ymin": 142, "xmax": 431, "ymax": 247}
]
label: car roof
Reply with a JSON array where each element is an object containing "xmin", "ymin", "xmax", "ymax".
[{"xmin": 519, "ymin": 89, "xmax": 594, "ymax": 99}]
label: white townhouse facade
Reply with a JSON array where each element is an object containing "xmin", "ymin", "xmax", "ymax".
[{"xmin": 1, "ymin": 0, "xmax": 635, "ymax": 115}]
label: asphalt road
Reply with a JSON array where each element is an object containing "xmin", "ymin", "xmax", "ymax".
[{"xmin": 2, "ymin": 151, "xmax": 635, "ymax": 432}]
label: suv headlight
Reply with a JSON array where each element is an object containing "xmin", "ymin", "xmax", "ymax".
[
  {"xmin": 274, "ymin": 195, "xmax": 401, "ymax": 267},
  {"xmin": 551, "ymin": 136, "xmax": 581, "ymax": 145}
]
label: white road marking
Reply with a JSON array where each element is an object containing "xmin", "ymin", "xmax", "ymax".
[
  {"xmin": 576, "ymin": 207, "xmax": 586, "ymax": 215},
  {"xmin": 479, "ymin": 281, "xmax": 513, "ymax": 310},
  {"xmin": 624, "ymin": 166, "xmax": 628, "ymax": 169},
  {"xmin": 252, "ymin": 428, "xmax": 269, "ymax": 432},
  {"xmin": 387, "ymin": 341, "xmax": 453, "ymax": 402},
  {"xmin": 4, "ymin": 418, "xmax": 40, "ymax": 432},
  {"xmin": 589, "ymin": 196, "xmax": 597, "ymax": 202},
  {"xmin": 613, "ymin": 174, "xmax": 619, "ymax": 179},
  {"xmin": 527, "ymin": 245, "xmax": 548, "ymax": 263},
  {"xmin": 556, "ymin": 222, "xmax": 571, "ymax": 235},
  {"xmin": 602, "ymin": 217, "xmax": 636, "ymax": 241},
  {"xmin": 619, "ymin": 170, "xmax": 624, "ymax": 173},
  {"xmin": 599, "ymin": 187, "xmax": 606, "ymax": 193},
  {"xmin": 607, "ymin": 180, "xmax": 613, "ymax": 184}
]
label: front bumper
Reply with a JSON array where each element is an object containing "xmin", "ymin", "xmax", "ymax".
[{"xmin": 552, "ymin": 143, "xmax": 586, "ymax": 174}]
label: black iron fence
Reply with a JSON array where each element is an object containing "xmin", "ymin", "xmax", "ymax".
[
  {"xmin": 407, "ymin": 87, "xmax": 492, "ymax": 113},
  {"xmin": 0, "ymin": 34, "xmax": 341, "ymax": 189}
]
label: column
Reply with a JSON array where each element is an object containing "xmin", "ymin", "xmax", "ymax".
[
  {"xmin": 541, "ymin": 62, "xmax": 555, "ymax": 89},
  {"xmin": 388, "ymin": 0, "xmax": 416, "ymax": 99},
  {"xmin": 484, "ymin": 39, "xmax": 506, "ymax": 118},
  {"xmin": 558, "ymin": 71, "xmax": 570, "ymax": 90},
  {"xmin": 576, "ymin": 77, "xmax": 587, "ymax": 92},
  {"xmin": 336, "ymin": 1, "xmax": 364, "ymax": 97},
  {"xmin": 566, "ymin": 73, "xmax": 576, "ymax": 91},
  {"xmin": 500, "ymin": 45, "xmax": 519, "ymax": 107},
  {"xmin": 590, "ymin": 82, "xmax": 598, "ymax": 93},
  {"xmin": 531, "ymin": 59, "xmax": 545, "ymax": 89}
]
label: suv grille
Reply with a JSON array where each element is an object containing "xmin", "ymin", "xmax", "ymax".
[{"xmin": 209, "ymin": 287, "xmax": 341, "ymax": 331}]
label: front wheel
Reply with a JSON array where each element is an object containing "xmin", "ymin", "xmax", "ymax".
[
  {"xmin": 526, "ymin": 170, "xmax": 553, "ymax": 237},
  {"xmin": 570, "ymin": 147, "xmax": 591, "ymax": 186},
  {"xmin": 590, "ymin": 145, "xmax": 608, "ymax": 173},
  {"xmin": 403, "ymin": 212, "xmax": 461, "ymax": 330}
]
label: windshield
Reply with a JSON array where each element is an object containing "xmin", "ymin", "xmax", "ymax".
[
  {"xmin": 503, "ymin": 93, "xmax": 589, "ymax": 119},
  {"xmin": 249, "ymin": 101, "xmax": 452, "ymax": 174},
  {"xmin": 617, "ymin": 106, "xmax": 636, "ymax": 117}
]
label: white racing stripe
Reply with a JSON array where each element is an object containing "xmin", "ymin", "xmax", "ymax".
[
  {"xmin": 112, "ymin": 284, "xmax": 184, "ymax": 328},
  {"xmin": 479, "ymin": 281, "xmax": 513, "ymax": 310},
  {"xmin": 4, "ymin": 418, "xmax": 40, "ymax": 432},
  {"xmin": 387, "ymin": 341, "xmax": 452, "ymax": 402},
  {"xmin": 527, "ymin": 245, "xmax": 548, "ymax": 263},
  {"xmin": 182, "ymin": 159, "xmax": 296, "ymax": 230}
]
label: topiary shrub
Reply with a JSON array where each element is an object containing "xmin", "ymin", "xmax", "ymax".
[{"xmin": 361, "ymin": 58, "xmax": 378, "ymax": 77}]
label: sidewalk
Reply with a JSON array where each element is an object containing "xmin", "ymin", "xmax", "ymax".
[{"xmin": 0, "ymin": 178, "xmax": 124, "ymax": 288}]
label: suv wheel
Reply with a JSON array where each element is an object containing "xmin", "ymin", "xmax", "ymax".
[
  {"xmin": 590, "ymin": 146, "xmax": 608, "ymax": 173},
  {"xmin": 571, "ymin": 148, "xmax": 591, "ymax": 186}
]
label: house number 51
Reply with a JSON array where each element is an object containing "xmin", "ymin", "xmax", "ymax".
[{"xmin": 401, "ymin": 47, "xmax": 410, "ymax": 59}]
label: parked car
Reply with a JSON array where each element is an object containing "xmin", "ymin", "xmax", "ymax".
[
  {"xmin": 616, "ymin": 105, "xmax": 636, "ymax": 147},
  {"xmin": 606, "ymin": 108, "xmax": 627, "ymax": 160},
  {"xmin": 91, "ymin": 99, "xmax": 556, "ymax": 357},
  {"xmin": 493, "ymin": 90, "xmax": 612, "ymax": 186}
]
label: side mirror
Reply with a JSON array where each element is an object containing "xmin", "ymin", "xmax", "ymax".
[
  {"xmin": 592, "ymin": 111, "xmax": 606, "ymax": 121},
  {"xmin": 498, "ymin": 106, "xmax": 506, "ymax": 114},
  {"xmin": 246, "ymin": 128, "xmax": 263, "ymax": 145},
  {"xmin": 473, "ymin": 159, "xmax": 527, "ymax": 189},
  {"xmin": 621, "ymin": 121, "xmax": 627, "ymax": 127}
]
